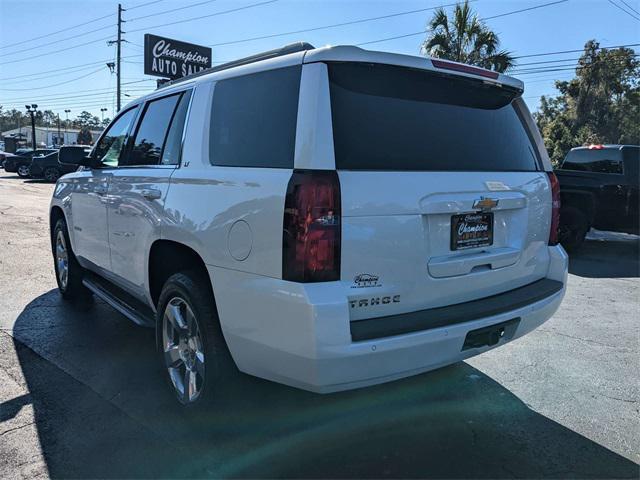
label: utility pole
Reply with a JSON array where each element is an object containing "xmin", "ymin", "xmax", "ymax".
[
  {"xmin": 64, "ymin": 109, "xmax": 70, "ymax": 143},
  {"xmin": 25, "ymin": 104, "xmax": 37, "ymax": 151},
  {"xmin": 108, "ymin": 4, "xmax": 124, "ymax": 111},
  {"xmin": 57, "ymin": 114, "xmax": 61, "ymax": 146}
]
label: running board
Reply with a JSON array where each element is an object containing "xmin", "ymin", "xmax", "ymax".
[{"xmin": 82, "ymin": 273, "xmax": 156, "ymax": 328}]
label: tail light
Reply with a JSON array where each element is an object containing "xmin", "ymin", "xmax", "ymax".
[
  {"xmin": 282, "ymin": 170, "xmax": 341, "ymax": 282},
  {"xmin": 547, "ymin": 172, "xmax": 561, "ymax": 245}
]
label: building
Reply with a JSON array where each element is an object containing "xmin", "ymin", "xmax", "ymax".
[{"xmin": 1, "ymin": 126, "xmax": 103, "ymax": 148}]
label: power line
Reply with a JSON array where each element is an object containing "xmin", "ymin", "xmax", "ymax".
[
  {"xmin": 127, "ymin": 0, "xmax": 279, "ymax": 33},
  {"xmin": 0, "ymin": 24, "xmax": 115, "ymax": 58},
  {"xmin": 0, "ymin": 13, "xmax": 114, "ymax": 50},
  {"xmin": 0, "ymin": 56, "xmax": 142, "ymax": 82},
  {"xmin": 127, "ymin": 0, "xmax": 218, "ymax": 22},
  {"xmin": 620, "ymin": 0, "xmax": 640, "ymax": 15},
  {"xmin": 0, "ymin": 35, "xmax": 114, "ymax": 66},
  {"xmin": 126, "ymin": 0, "xmax": 167, "ymax": 11},
  {"xmin": 207, "ymin": 1, "xmax": 472, "ymax": 48},
  {"xmin": 513, "ymin": 42, "xmax": 640, "ymax": 59},
  {"xmin": 357, "ymin": 0, "xmax": 568, "ymax": 46},
  {"xmin": 607, "ymin": 0, "xmax": 640, "ymax": 20},
  {"xmin": 0, "ymin": 67, "xmax": 107, "ymax": 92}
]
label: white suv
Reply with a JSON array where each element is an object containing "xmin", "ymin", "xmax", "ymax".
[{"xmin": 50, "ymin": 43, "xmax": 568, "ymax": 406}]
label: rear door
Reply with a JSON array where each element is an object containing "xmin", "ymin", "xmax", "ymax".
[
  {"xmin": 107, "ymin": 89, "xmax": 192, "ymax": 300},
  {"xmin": 325, "ymin": 62, "xmax": 552, "ymax": 320}
]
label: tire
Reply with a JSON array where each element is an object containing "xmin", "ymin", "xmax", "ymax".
[
  {"xmin": 156, "ymin": 270, "xmax": 233, "ymax": 407},
  {"xmin": 17, "ymin": 164, "xmax": 30, "ymax": 177},
  {"xmin": 52, "ymin": 218, "xmax": 92, "ymax": 301},
  {"xmin": 44, "ymin": 167, "xmax": 61, "ymax": 182},
  {"xmin": 559, "ymin": 206, "xmax": 589, "ymax": 252}
]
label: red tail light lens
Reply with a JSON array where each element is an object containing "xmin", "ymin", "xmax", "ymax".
[
  {"xmin": 431, "ymin": 59, "xmax": 500, "ymax": 79},
  {"xmin": 283, "ymin": 170, "xmax": 341, "ymax": 282},
  {"xmin": 547, "ymin": 172, "xmax": 561, "ymax": 245}
]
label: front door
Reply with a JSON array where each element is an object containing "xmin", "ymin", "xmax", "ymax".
[
  {"xmin": 71, "ymin": 107, "xmax": 138, "ymax": 273},
  {"xmin": 107, "ymin": 90, "xmax": 192, "ymax": 301}
]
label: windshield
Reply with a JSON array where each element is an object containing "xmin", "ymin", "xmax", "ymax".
[{"xmin": 327, "ymin": 62, "xmax": 540, "ymax": 172}]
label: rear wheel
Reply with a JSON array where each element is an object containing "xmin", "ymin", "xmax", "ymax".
[
  {"xmin": 559, "ymin": 206, "xmax": 589, "ymax": 252},
  {"xmin": 52, "ymin": 218, "xmax": 91, "ymax": 301},
  {"xmin": 17, "ymin": 164, "xmax": 30, "ymax": 177},
  {"xmin": 156, "ymin": 271, "xmax": 232, "ymax": 407},
  {"xmin": 44, "ymin": 167, "xmax": 61, "ymax": 182}
]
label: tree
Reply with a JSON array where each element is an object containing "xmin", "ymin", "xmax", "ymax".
[
  {"xmin": 75, "ymin": 110, "xmax": 100, "ymax": 129},
  {"xmin": 77, "ymin": 128, "xmax": 93, "ymax": 145},
  {"xmin": 535, "ymin": 40, "xmax": 639, "ymax": 166},
  {"xmin": 421, "ymin": 0, "xmax": 515, "ymax": 72}
]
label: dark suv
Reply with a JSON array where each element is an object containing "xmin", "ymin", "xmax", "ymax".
[
  {"xmin": 3, "ymin": 149, "xmax": 57, "ymax": 177},
  {"xmin": 30, "ymin": 148, "xmax": 88, "ymax": 182},
  {"xmin": 556, "ymin": 145, "xmax": 639, "ymax": 250}
]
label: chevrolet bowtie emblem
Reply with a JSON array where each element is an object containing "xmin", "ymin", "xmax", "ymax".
[{"xmin": 473, "ymin": 197, "xmax": 499, "ymax": 212}]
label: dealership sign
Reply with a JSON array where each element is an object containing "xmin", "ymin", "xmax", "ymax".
[{"xmin": 144, "ymin": 34, "xmax": 212, "ymax": 80}]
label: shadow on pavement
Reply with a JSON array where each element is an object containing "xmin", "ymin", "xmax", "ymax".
[
  {"xmin": 9, "ymin": 289, "xmax": 639, "ymax": 479},
  {"xmin": 568, "ymin": 230, "xmax": 640, "ymax": 278}
]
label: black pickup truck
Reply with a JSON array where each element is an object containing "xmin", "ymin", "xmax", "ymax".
[{"xmin": 556, "ymin": 144, "xmax": 639, "ymax": 250}]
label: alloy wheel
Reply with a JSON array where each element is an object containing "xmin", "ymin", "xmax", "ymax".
[
  {"xmin": 162, "ymin": 297, "xmax": 205, "ymax": 404},
  {"xmin": 18, "ymin": 165, "xmax": 30, "ymax": 177},
  {"xmin": 55, "ymin": 230, "xmax": 69, "ymax": 289},
  {"xmin": 44, "ymin": 168, "xmax": 60, "ymax": 182}
]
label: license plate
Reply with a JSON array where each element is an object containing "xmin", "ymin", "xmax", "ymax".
[{"xmin": 450, "ymin": 212, "xmax": 494, "ymax": 250}]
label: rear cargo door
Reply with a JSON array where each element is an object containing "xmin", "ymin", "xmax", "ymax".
[{"xmin": 327, "ymin": 62, "xmax": 552, "ymax": 321}]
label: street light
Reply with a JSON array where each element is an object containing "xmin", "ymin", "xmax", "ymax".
[
  {"xmin": 64, "ymin": 109, "xmax": 71, "ymax": 142},
  {"xmin": 24, "ymin": 104, "xmax": 38, "ymax": 151}
]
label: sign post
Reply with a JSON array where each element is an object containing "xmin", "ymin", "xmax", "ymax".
[{"xmin": 144, "ymin": 34, "xmax": 212, "ymax": 81}]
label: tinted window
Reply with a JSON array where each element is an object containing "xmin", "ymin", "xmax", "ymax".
[
  {"xmin": 94, "ymin": 108, "xmax": 138, "ymax": 167},
  {"xmin": 161, "ymin": 90, "xmax": 192, "ymax": 165},
  {"xmin": 328, "ymin": 62, "xmax": 539, "ymax": 171},
  {"xmin": 210, "ymin": 66, "xmax": 301, "ymax": 168},
  {"xmin": 561, "ymin": 148, "xmax": 624, "ymax": 174},
  {"xmin": 126, "ymin": 94, "xmax": 181, "ymax": 166}
]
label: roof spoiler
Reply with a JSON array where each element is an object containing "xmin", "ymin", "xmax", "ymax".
[{"xmin": 158, "ymin": 41, "xmax": 315, "ymax": 89}]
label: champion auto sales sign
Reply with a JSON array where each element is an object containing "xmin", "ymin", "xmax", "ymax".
[{"xmin": 144, "ymin": 34, "xmax": 212, "ymax": 80}]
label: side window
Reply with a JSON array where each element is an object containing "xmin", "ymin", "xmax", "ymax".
[
  {"xmin": 161, "ymin": 90, "xmax": 192, "ymax": 165},
  {"xmin": 209, "ymin": 66, "xmax": 301, "ymax": 168},
  {"xmin": 94, "ymin": 108, "xmax": 138, "ymax": 167},
  {"xmin": 124, "ymin": 94, "xmax": 181, "ymax": 167}
]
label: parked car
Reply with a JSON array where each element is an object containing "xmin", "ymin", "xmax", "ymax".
[
  {"xmin": 0, "ymin": 151, "xmax": 17, "ymax": 168},
  {"xmin": 4, "ymin": 148, "xmax": 57, "ymax": 177},
  {"xmin": 30, "ymin": 147, "xmax": 87, "ymax": 182},
  {"xmin": 556, "ymin": 144, "xmax": 639, "ymax": 250},
  {"xmin": 50, "ymin": 43, "xmax": 568, "ymax": 407}
]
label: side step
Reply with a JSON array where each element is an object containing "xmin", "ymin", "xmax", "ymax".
[{"xmin": 82, "ymin": 273, "xmax": 156, "ymax": 328}]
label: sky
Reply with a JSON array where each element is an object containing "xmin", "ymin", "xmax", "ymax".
[{"xmin": 0, "ymin": 0, "xmax": 638, "ymax": 123}]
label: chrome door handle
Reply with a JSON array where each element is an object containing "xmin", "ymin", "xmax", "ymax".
[{"xmin": 141, "ymin": 189, "xmax": 162, "ymax": 200}]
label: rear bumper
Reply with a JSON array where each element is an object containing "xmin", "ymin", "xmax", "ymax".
[{"xmin": 210, "ymin": 245, "xmax": 568, "ymax": 393}]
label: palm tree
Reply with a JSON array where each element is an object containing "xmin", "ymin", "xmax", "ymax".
[{"xmin": 421, "ymin": 1, "xmax": 515, "ymax": 73}]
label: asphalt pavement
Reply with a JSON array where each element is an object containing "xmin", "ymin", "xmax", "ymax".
[{"xmin": 0, "ymin": 171, "xmax": 638, "ymax": 479}]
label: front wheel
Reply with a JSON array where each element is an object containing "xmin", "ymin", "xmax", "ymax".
[
  {"xmin": 17, "ymin": 164, "xmax": 30, "ymax": 177},
  {"xmin": 156, "ymin": 271, "xmax": 233, "ymax": 407}
]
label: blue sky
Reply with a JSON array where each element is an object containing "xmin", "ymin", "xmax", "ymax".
[{"xmin": 0, "ymin": 0, "xmax": 638, "ymax": 121}]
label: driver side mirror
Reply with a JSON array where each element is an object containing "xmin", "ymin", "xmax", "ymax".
[{"xmin": 58, "ymin": 146, "xmax": 93, "ymax": 167}]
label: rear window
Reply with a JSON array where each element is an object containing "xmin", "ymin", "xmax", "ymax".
[
  {"xmin": 561, "ymin": 148, "xmax": 624, "ymax": 174},
  {"xmin": 328, "ymin": 62, "xmax": 540, "ymax": 171},
  {"xmin": 209, "ymin": 66, "xmax": 301, "ymax": 168}
]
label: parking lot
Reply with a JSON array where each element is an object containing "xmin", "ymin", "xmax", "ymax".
[{"xmin": 0, "ymin": 170, "xmax": 638, "ymax": 478}]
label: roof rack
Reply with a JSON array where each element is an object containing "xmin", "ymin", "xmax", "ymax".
[{"xmin": 158, "ymin": 41, "xmax": 315, "ymax": 89}]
